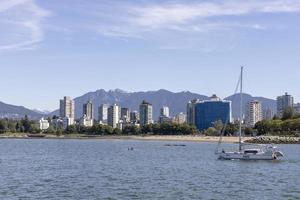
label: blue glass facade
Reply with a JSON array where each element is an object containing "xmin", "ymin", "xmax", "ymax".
[{"xmin": 195, "ymin": 101, "xmax": 231, "ymax": 131}]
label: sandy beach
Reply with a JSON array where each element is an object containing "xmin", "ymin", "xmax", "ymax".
[{"xmin": 0, "ymin": 133, "xmax": 252, "ymax": 143}]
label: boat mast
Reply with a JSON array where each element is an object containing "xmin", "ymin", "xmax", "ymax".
[{"xmin": 239, "ymin": 66, "xmax": 243, "ymax": 151}]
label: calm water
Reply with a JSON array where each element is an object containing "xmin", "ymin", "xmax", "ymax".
[{"xmin": 0, "ymin": 139, "xmax": 299, "ymax": 200}]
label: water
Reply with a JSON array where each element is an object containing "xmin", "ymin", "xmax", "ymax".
[{"xmin": 0, "ymin": 139, "xmax": 299, "ymax": 200}]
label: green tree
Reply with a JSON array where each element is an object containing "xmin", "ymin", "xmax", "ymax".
[
  {"xmin": 21, "ymin": 115, "xmax": 32, "ymax": 133},
  {"xmin": 141, "ymin": 124, "xmax": 153, "ymax": 134},
  {"xmin": 113, "ymin": 128, "xmax": 122, "ymax": 135},
  {"xmin": 65, "ymin": 125, "xmax": 77, "ymax": 134},
  {"xmin": 282, "ymin": 107, "xmax": 294, "ymax": 120},
  {"xmin": 122, "ymin": 125, "xmax": 140, "ymax": 135},
  {"xmin": 46, "ymin": 126, "xmax": 56, "ymax": 134},
  {"xmin": 244, "ymin": 127, "xmax": 253, "ymax": 136},
  {"xmin": 0, "ymin": 119, "xmax": 7, "ymax": 133},
  {"xmin": 213, "ymin": 120, "xmax": 224, "ymax": 134},
  {"xmin": 225, "ymin": 123, "xmax": 238, "ymax": 136},
  {"xmin": 204, "ymin": 127, "xmax": 218, "ymax": 136}
]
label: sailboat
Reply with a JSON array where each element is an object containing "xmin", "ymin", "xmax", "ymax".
[{"xmin": 216, "ymin": 67, "xmax": 284, "ymax": 160}]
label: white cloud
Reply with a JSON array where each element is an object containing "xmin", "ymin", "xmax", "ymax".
[
  {"xmin": 0, "ymin": 0, "xmax": 50, "ymax": 51},
  {"xmin": 84, "ymin": 0, "xmax": 300, "ymax": 50},
  {"xmin": 81, "ymin": 0, "xmax": 299, "ymax": 37},
  {"xmin": 128, "ymin": 0, "xmax": 300, "ymax": 29}
]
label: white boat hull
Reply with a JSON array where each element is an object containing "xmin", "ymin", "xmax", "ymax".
[
  {"xmin": 217, "ymin": 149, "xmax": 283, "ymax": 160},
  {"xmin": 218, "ymin": 152, "xmax": 276, "ymax": 160}
]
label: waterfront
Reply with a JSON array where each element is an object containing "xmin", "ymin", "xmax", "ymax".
[{"xmin": 0, "ymin": 139, "xmax": 299, "ymax": 200}]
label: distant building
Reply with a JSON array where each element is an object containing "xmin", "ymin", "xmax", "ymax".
[
  {"xmin": 39, "ymin": 118, "xmax": 49, "ymax": 130},
  {"xmin": 186, "ymin": 99, "xmax": 200, "ymax": 126},
  {"xmin": 63, "ymin": 117, "xmax": 74, "ymax": 129},
  {"xmin": 159, "ymin": 116, "xmax": 172, "ymax": 124},
  {"xmin": 296, "ymin": 103, "xmax": 300, "ymax": 113},
  {"xmin": 121, "ymin": 107, "xmax": 130, "ymax": 122},
  {"xmin": 173, "ymin": 112, "xmax": 186, "ymax": 124},
  {"xmin": 159, "ymin": 106, "xmax": 171, "ymax": 123},
  {"xmin": 160, "ymin": 106, "xmax": 170, "ymax": 118},
  {"xmin": 139, "ymin": 100, "xmax": 153, "ymax": 126},
  {"xmin": 277, "ymin": 92, "xmax": 294, "ymax": 117},
  {"xmin": 80, "ymin": 114, "xmax": 93, "ymax": 127},
  {"xmin": 108, "ymin": 104, "xmax": 120, "ymax": 128},
  {"xmin": 194, "ymin": 95, "xmax": 232, "ymax": 131},
  {"xmin": 263, "ymin": 108, "xmax": 274, "ymax": 120},
  {"xmin": 52, "ymin": 118, "xmax": 64, "ymax": 129},
  {"xmin": 60, "ymin": 96, "xmax": 75, "ymax": 119},
  {"xmin": 98, "ymin": 104, "xmax": 109, "ymax": 124},
  {"xmin": 130, "ymin": 111, "xmax": 139, "ymax": 124},
  {"xmin": 83, "ymin": 101, "xmax": 93, "ymax": 120},
  {"xmin": 59, "ymin": 96, "xmax": 75, "ymax": 126},
  {"xmin": 246, "ymin": 100, "xmax": 263, "ymax": 127}
]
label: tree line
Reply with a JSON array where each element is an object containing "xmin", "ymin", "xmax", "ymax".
[
  {"xmin": 62, "ymin": 122, "xmax": 198, "ymax": 135},
  {"xmin": 0, "ymin": 115, "xmax": 40, "ymax": 134},
  {"xmin": 255, "ymin": 107, "xmax": 300, "ymax": 136}
]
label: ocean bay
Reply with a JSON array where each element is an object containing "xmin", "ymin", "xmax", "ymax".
[{"xmin": 0, "ymin": 139, "xmax": 299, "ymax": 200}]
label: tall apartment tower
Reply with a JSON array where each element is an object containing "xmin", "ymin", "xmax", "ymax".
[
  {"xmin": 139, "ymin": 100, "xmax": 153, "ymax": 126},
  {"xmin": 98, "ymin": 104, "xmax": 109, "ymax": 124},
  {"xmin": 186, "ymin": 99, "xmax": 200, "ymax": 126},
  {"xmin": 83, "ymin": 101, "xmax": 93, "ymax": 119},
  {"xmin": 130, "ymin": 111, "xmax": 139, "ymax": 124},
  {"xmin": 246, "ymin": 100, "xmax": 263, "ymax": 127},
  {"xmin": 60, "ymin": 96, "xmax": 75, "ymax": 119},
  {"xmin": 121, "ymin": 107, "xmax": 130, "ymax": 122},
  {"xmin": 160, "ymin": 106, "xmax": 170, "ymax": 118},
  {"xmin": 277, "ymin": 92, "xmax": 294, "ymax": 117},
  {"xmin": 263, "ymin": 108, "xmax": 274, "ymax": 120},
  {"xmin": 107, "ymin": 104, "xmax": 120, "ymax": 128}
]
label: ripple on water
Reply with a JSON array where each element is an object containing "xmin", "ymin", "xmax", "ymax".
[{"xmin": 0, "ymin": 140, "xmax": 299, "ymax": 200}]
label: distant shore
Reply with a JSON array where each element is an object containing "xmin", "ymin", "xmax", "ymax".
[
  {"xmin": 1, "ymin": 133, "xmax": 299, "ymax": 144},
  {"xmin": 0, "ymin": 133, "xmax": 250, "ymax": 143}
]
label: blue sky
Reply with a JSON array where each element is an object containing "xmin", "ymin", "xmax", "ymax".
[{"xmin": 0, "ymin": 0, "xmax": 300, "ymax": 111}]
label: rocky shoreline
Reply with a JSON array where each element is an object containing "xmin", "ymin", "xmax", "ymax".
[{"xmin": 245, "ymin": 136, "xmax": 300, "ymax": 144}]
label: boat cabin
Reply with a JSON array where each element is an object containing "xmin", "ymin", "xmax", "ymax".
[{"xmin": 244, "ymin": 149, "xmax": 259, "ymax": 154}]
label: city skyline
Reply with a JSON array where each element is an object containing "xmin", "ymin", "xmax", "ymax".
[{"xmin": 1, "ymin": 0, "xmax": 300, "ymax": 110}]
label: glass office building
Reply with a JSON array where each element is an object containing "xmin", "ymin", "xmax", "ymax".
[{"xmin": 194, "ymin": 95, "xmax": 232, "ymax": 131}]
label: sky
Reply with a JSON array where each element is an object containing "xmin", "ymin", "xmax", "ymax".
[{"xmin": 0, "ymin": 0, "xmax": 300, "ymax": 111}]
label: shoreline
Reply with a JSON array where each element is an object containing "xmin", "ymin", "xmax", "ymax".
[
  {"xmin": 1, "ymin": 134, "xmax": 299, "ymax": 144},
  {"xmin": 0, "ymin": 134, "xmax": 250, "ymax": 143}
]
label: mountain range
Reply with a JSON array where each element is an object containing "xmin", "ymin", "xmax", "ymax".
[
  {"xmin": 0, "ymin": 89, "xmax": 277, "ymax": 120},
  {"xmin": 0, "ymin": 101, "xmax": 44, "ymax": 120}
]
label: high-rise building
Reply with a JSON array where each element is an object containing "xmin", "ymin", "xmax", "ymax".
[
  {"xmin": 60, "ymin": 96, "xmax": 75, "ymax": 119},
  {"xmin": 139, "ymin": 100, "xmax": 153, "ymax": 126},
  {"xmin": 98, "ymin": 104, "xmax": 109, "ymax": 124},
  {"xmin": 194, "ymin": 95, "xmax": 232, "ymax": 131},
  {"xmin": 246, "ymin": 100, "xmax": 263, "ymax": 127},
  {"xmin": 107, "ymin": 104, "xmax": 120, "ymax": 128},
  {"xmin": 296, "ymin": 103, "xmax": 300, "ymax": 113},
  {"xmin": 263, "ymin": 108, "xmax": 274, "ymax": 120},
  {"xmin": 186, "ymin": 99, "xmax": 200, "ymax": 126},
  {"xmin": 121, "ymin": 107, "xmax": 130, "ymax": 122},
  {"xmin": 59, "ymin": 96, "xmax": 75, "ymax": 126},
  {"xmin": 83, "ymin": 101, "xmax": 93, "ymax": 120},
  {"xmin": 160, "ymin": 106, "xmax": 170, "ymax": 118},
  {"xmin": 173, "ymin": 112, "xmax": 186, "ymax": 124},
  {"xmin": 277, "ymin": 92, "xmax": 294, "ymax": 117},
  {"xmin": 80, "ymin": 114, "xmax": 94, "ymax": 127},
  {"xmin": 130, "ymin": 111, "xmax": 139, "ymax": 124}
]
